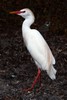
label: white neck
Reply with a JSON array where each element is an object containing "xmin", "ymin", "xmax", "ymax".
[{"xmin": 22, "ymin": 15, "xmax": 35, "ymax": 31}]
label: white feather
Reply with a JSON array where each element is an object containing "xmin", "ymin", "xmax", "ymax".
[{"xmin": 18, "ymin": 8, "xmax": 57, "ymax": 80}]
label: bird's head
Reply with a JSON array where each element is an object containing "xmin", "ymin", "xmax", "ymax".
[{"xmin": 9, "ymin": 8, "xmax": 34, "ymax": 19}]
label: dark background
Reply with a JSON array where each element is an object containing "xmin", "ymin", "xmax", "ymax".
[{"xmin": 0, "ymin": 0, "xmax": 67, "ymax": 100}]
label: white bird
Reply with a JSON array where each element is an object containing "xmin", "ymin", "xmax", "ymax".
[{"xmin": 10, "ymin": 8, "xmax": 57, "ymax": 91}]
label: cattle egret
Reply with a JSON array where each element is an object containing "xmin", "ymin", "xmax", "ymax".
[{"xmin": 10, "ymin": 8, "xmax": 57, "ymax": 91}]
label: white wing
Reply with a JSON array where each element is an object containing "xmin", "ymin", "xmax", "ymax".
[{"xmin": 24, "ymin": 29, "xmax": 55, "ymax": 70}]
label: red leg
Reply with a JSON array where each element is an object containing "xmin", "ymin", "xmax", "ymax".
[{"xmin": 23, "ymin": 68, "xmax": 41, "ymax": 92}]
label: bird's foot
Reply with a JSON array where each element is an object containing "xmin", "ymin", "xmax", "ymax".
[
  {"xmin": 23, "ymin": 87, "xmax": 33, "ymax": 92},
  {"xmin": 22, "ymin": 68, "xmax": 41, "ymax": 92}
]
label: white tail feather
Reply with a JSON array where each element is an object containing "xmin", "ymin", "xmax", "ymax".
[{"xmin": 47, "ymin": 66, "xmax": 57, "ymax": 80}]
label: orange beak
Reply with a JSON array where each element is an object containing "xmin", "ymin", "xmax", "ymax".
[{"xmin": 9, "ymin": 10, "xmax": 21, "ymax": 14}]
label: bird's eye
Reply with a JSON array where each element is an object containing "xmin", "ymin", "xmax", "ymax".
[{"xmin": 22, "ymin": 11, "xmax": 26, "ymax": 13}]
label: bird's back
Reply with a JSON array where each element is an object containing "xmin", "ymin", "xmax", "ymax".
[{"xmin": 23, "ymin": 29, "xmax": 55, "ymax": 70}]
